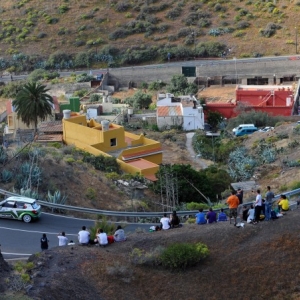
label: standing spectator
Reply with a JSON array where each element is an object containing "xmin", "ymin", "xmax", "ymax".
[
  {"xmin": 226, "ymin": 191, "xmax": 240, "ymax": 225},
  {"xmin": 40, "ymin": 233, "xmax": 49, "ymax": 251},
  {"xmin": 236, "ymin": 188, "xmax": 243, "ymax": 204},
  {"xmin": 167, "ymin": 52, "xmax": 171, "ymax": 62},
  {"xmin": 206, "ymin": 208, "xmax": 217, "ymax": 223},
  {"xmin": 97, "ymin": 229, "xmax": 108, "ymax": 247},
  {"xmin": 195, "ymin": 208, "xmax": 207, "ymax": 225},
  {"xmin": 57, "ymin": 232, "xmax": 68, "ymax": 246},
  {"xmin": 114, "ymin": 225, "xmax": 126, "ymax": 241},
  {"xmin": 217, "ymin": 208, "xmax": 227, "ymax": 221},
  {"xmin": 160, "ymin": 213, "xmax": 171, "ymax": 230},
  {"xmin": 78, "ymin": 226, "xmax": 90, "ymax": 245},
  {"xmin": 254, "ymin": 189, "xmax": 263, "ymax": 222}
]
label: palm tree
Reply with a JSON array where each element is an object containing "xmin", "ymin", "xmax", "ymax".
[{"xmin": 12, "ymin": 82, "xmax": 54, "ymax": 135}]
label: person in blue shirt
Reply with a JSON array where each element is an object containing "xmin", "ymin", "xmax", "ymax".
[
  {"xmin": 195, "ymin": 208, "xmax": 207, "ymax": 224},
  {"xmin": 217, "ymin": 208, "xmax": 227, "ymax": 222}
]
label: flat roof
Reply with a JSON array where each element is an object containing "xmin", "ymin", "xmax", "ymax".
[{"xmin": 126, "ymin": 158, "xmax": 158, "ymax": 170}]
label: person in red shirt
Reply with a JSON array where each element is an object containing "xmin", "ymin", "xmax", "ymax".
[{"xmin": 226, "ymin": 191, "xmax": 240, "ymax": 225}]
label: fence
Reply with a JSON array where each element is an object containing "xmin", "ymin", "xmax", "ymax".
[{"xmin": 0, "ymin": 187, "xmax": 299, "ymax": 223}]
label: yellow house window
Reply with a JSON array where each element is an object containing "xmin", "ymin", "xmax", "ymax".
[{"xmin": 110, "ymin": 138, "xmax": 117, "ymax": 146}]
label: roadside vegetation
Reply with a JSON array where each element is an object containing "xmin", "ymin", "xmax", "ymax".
[{"xmin": 0, "ymin": 0, "xmax": 299, "ymax": 72}]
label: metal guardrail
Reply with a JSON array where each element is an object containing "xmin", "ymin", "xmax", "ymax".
[{"xmin": 1, "ymin": 188, "xmax": 300, "ymax": 218}]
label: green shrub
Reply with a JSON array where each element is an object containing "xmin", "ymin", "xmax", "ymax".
[
  {"xmin": 160, "ymin": 242, "xmax": 209, "ymax": 270},
  {"xmin": 186, "ymin": 202, "xmax": 209, "ymax": 210},
  {"xmin": 89, "ymin": 216, "xmax": 118, "ymax": 239},
  {"xmin": 105, "ymin": 172, "xmax": 120, "ymax": 181},
  {"xmin": 85, "ymin": 187, "xmax": 96, "ymax": 200},
  {"xmin": 289, "ymin": 181, "xmax": 300, "ymax": 190},
  {"xmin": 65, "ymin": 157, "xmax": 75, "ymax": 164},
  {"xmin": 260, "ymin": 23, "xmax": 281, "ymax": 38},
  {"xmin": 58, "ymin": 4, "xmax": 69, "ymax": 14}
]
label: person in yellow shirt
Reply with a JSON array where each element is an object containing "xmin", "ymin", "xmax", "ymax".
[{"xmin": 278, "ymin": 194, "xmax": 289, "ymax": 212}]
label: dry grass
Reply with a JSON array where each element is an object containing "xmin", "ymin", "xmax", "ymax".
[
  {"xmin": 0, "ymin": 0, "xmax": 299, "ymax": 57},
  {"xmin": 19, "ymin": 210, "xmax": 300, "ymax": 300}
]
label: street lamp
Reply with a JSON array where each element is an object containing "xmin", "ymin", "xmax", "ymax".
[{"xmin": 295, "ymin": 27, "xmax": 298, "ymax": 54}]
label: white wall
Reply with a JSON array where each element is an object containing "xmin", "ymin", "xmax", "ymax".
[{"xmin": 182, "ymin": 107, "xmax": 204, "ymax": 130}]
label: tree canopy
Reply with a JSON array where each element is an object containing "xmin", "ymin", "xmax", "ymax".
[
  {"xmin": 152, "ymin": 164, "xmax": 232, "ymax": 204},
  {"xmin": 12, "ymin": 82, "xmax": 54, "ymax": 134},
  {"xmin": 123, "ymin": 90, "xmax": 152, "ymax": 109},
  {"xmin": 167, "ymin": 74, "xmax": 198, "ymax": 95}
]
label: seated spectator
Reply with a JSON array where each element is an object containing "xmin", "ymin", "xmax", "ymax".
[
  {"xmin": 97, "ymin": 229, "xmax": 108, "ymax": 247},
  {"xmin": 247, "ymin": 205, "xmax": 256, "ymax": 224},
  {"xmin": 206, "ymin": 208, "xmax": 217, "ymax": 223},
  {"xmin": 217, "ymin": 208, "xmax": 227, "ymax": 222},
  {"xmin": 278, "ymin": 194, "xmax": 289, "ymax": 212},
  {"xmin": 114, "ymin": 225, "xmax": 126, "ymax": 242},
  {"xmin": 160, "ymin": 213, "xmax": 171, "ymax": 230},
  {"xmin": 170, "ymin": 211, "xmax": 180, "ymax": 228},
  {"xmin": 195, "ymin": 208, "xmax": 207, "ymax": 225},
  {"xmin": 57, "ymin": 231, "xmax": 68, "ymax": 246},
  {"xmin": 78, "ymin": 226, "xmax": 90, "ymax": 245}
]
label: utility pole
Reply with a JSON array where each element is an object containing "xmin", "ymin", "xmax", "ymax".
[{"xmin": 295, "ymin": 27, "xmax": 298, "ymax": 54}]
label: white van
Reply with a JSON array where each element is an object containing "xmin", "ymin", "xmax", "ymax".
[{"xmin": 232, "ymin": 124, "xmax": 255, "ymax": 133}]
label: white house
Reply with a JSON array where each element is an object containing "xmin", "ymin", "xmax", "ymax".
[{"xmin": 156, "ymin": 93, "xmax": 204, "ymax": 131}]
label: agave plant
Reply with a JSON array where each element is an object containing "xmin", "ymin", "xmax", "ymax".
[
  {"xmin": 1, "ymin": 169, "xmax": 13, "ymax": 183},
  {"xmin": 47, "ymin": 190, "xmax": 68, "ymax": 213},
  {"xmin": 20, "ymin": 188, "xmax": 39, "ymax": 199}
]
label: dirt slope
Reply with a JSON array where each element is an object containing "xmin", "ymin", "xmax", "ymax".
[{"xmin": 5, "ymin": 209, "xmax": 299, "ymax": 300}]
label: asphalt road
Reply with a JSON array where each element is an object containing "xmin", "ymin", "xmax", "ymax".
[
  {"xmin": 0, "ymin": 213, "xmax": 151, "ymax": 260},
  {"xmin": 1, "ymin": 54, "xmax": 299, "ymax": 83}
]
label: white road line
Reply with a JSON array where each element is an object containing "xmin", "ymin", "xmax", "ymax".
[
  {"xmin": 42, "ymin": 212, "xmax": 96, "ymax": 221},
  {"xmin": 2, "ymin": 252, "xmax": 32, "ymax": 256},
  {"xmin": 0, "ymin": 226, "xmax": 77, "ymax": 236}
]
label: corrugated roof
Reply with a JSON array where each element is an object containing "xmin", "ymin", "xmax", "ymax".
[
  {"xmin": 39, "ymin": 121, "xmax": 63, "ymax": 133},
  {"xmin": 157, "ymin": 106, "xmax": 182, "ymax": 117}
]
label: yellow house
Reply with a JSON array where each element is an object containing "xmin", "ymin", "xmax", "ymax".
[{"xmin": 62, "ymin": 114, "xmax": 162, "ymax": 181}]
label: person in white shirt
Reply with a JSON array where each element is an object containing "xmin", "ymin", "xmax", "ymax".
[
  {"xmin": 254, "ymin": 189, "xmax": 262, "ymax": 222},
  {"xmin": 57, "ymin": 231, "xmax": 68, "ymax": 246},
  {"xmin": 97, "ymin": 229, "xmax": 108, "ymax": 246},
  {"xmin": 160, "ymin": 213, "xmax": 170, "ymax": 230},
  {"xmin": 78, "ymin": 226, "xmax": 90, "ymax": 245}
]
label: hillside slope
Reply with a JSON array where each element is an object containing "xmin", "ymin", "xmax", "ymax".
[
  {"xmin": 0, "ymin": 0, "xmax": 299, "ymax": 60},
  {"xmin": 2, "ymin": 209, "xmax": 300, "ymax": 299}
]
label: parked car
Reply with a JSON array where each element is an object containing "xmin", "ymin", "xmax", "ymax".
[
  {"xmin": 258, "ymin": 126, "xmax": 274, "ymax": 132},
  {"xmin": 235, "ymin": 126, "xmax": 258, "ymax": 136},
  {"xmin": 232, "ymin": 124, "xmax": 255, "ymax": 133},
  {"xmin": 0, "ymin": 196, "xmax": 41, "ymax": 223}
]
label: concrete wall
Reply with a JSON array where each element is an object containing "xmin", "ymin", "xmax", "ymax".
[{"xmin": 108, "ymin": 58, "xmax": 300, "ymax": 89}]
